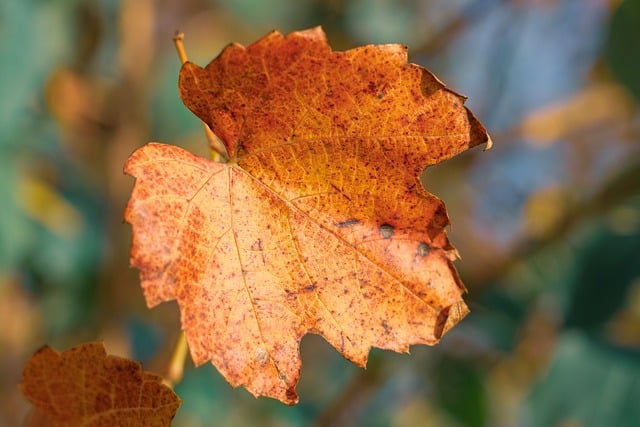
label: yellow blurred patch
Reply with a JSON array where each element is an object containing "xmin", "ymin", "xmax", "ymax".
[
  {"xmin": 18, "ymin": 175, "xmax": 84, "ymax": 238},
  {"xmin": 518, "ymin": 82, "xmax": 635, "ymax": 145},
  {"xmin": 522, "ymin": 186, "xmax": 569, "ymax": 239}
]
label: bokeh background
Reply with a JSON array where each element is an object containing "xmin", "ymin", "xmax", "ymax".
[{"xmin": 2, "ymin": 0, "xmax": 640, "ymax": 425}]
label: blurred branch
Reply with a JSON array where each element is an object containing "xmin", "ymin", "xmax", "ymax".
[
  {"xmin": 410, "ymin": 0, "xmax": 506, "ymax": 58},
  {"xmin": 313, "ymin": 356, "xmax": 384, "ymax": 427},
  {"xmin": 474, "ymin": 156, "xmax": 640, "ymax": 289}
]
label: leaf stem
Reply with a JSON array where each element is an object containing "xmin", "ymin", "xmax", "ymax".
[
  {"xmin": 165, "ymin": 331, "xmax": 189, "ymax": 387},
  {"xmin": 173, "ymin": 31, "xmax": 229, "ymax": 162},
  {"xmin": 173, "ymin": 31, "xmax": 189, "ymax": 64}
]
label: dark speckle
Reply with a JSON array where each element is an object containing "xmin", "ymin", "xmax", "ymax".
[
  {"xmin": 378, "ymin": 223, "xmax": 394, "ymax": 239},
  {"xmin": 304, "ymin": 284, "xmax": 316, "ymax": 292},
  {"xmin": 251, "ymin": 239, "xmax": 263, "ymax": 251},
  {"xmin": 335, "ymin": 219, "xmax": 360, "ymax": 228},
  {"xmin": 417, "ymin": 242, "xmax": 430, "ymax": 257},
  {"xmin": 381, "ymin": 320, "xmax": 390, "ymax": 334}
]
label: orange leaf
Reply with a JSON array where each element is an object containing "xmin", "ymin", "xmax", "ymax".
[
  {"xmin": 124, "ymin": 27, "xmax": 490, "ymax": 404},
  {"xmin": 20, "ymin": 342, "xmax": 180, "ymax": 426}
]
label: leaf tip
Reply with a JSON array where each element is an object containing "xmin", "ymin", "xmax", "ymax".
[
  {"xmin": 285, "ymin": 387, "xmax": 300, "ymax": 405},
  {"xmin": 483, "ymin": 134, "xmax": 494, "ymax": 151},
  {"xmin": 292, "ymin": 25, "xmax": 326, "ymax": 42},
  {"xmin": 435, "ymin": 302, "xmax": 470, "ymax": 340}
]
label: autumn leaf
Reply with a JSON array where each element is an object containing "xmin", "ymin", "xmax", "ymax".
[
  {"xmin": 124, "ymin": 27, "xmax": 490, "ymax": 404},
  {"xmin": 20, "ymin": 342, "xmax": 181, "ymax": 426}
]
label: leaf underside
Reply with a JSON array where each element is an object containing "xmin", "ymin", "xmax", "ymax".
[{"xmin": 125, "ymin": 26, "xmax": 489, "ymax": 404}]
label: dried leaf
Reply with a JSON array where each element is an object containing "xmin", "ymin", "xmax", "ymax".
[
  {"xmin": 20, "ymin": 342, "xmax": 180, "ymax": 426},
  {"xmin": 125, "ymin": 27, "xmax": 490, "ymax": 404}
]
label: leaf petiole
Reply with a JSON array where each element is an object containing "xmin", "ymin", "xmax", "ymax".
[
  {"xmin": 173, "ymin": 32, "xmax": 228, "ymax": 162},
  {"xmin": 165, "ymin": 331, "xmax": 189, "ymax": 387}
]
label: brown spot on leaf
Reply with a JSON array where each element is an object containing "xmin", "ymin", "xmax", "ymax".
[
  {"xmin": 417, "ymin": 242, "xmax": 430, "ymax": 257},
  {"xmin": 378, "ymin": 223, "xmax": 395, "ymax": 239},
  {"xmin": 255, "ymin": 347, "xmax": 269, "ymax": 367}
]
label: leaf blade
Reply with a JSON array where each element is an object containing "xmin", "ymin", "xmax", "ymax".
[{"xmin": 126, "ymin": 26, "xmax": 489, "ymax": 404}]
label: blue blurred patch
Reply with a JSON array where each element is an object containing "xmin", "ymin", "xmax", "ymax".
[
  {"xmin": 470, "ymin": 139, "xmax": 569, "ymax": 247},
  {"xmin": 126, "ymin": 316, "xmax": 163, "ymax": 363}
]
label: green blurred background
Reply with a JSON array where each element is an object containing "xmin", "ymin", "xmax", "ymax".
[{"xmin": 2, "ymin": 0, "xmax": 639, "ymax": 425}]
